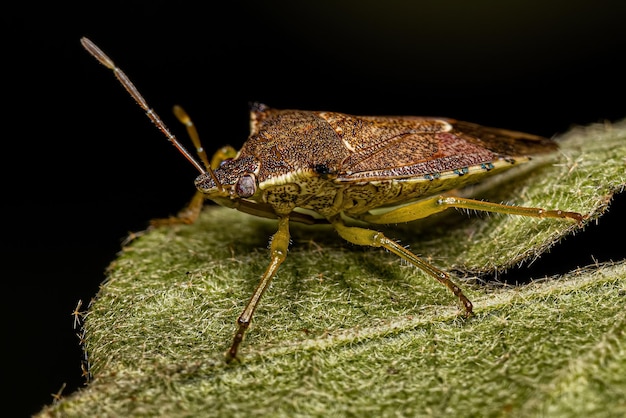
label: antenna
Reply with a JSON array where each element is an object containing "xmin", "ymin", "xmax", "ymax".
[{"xmin": 80, "ymin": 37, "xmax": 224, "ymax": 191}]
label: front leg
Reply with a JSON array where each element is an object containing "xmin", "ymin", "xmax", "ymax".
[
  {"xmin": 149, "ymin": 190, "xmax": 206, "ymax": 227},
  {"xmin": 227, "ymin": 216, "xmax": 291, "ymax": 362},
  {"xmin": 121, "ymin": 190, "xmax": 206, "ymax": 246}
]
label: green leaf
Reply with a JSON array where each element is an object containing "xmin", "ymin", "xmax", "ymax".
[{"xmin": 38, "ymin": 120, "xmax": 626, "ymax": 417}]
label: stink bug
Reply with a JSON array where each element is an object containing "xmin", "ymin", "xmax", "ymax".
[{"xmin": 81, "ymin": 38, "xmax": 584, "ymax": 361}]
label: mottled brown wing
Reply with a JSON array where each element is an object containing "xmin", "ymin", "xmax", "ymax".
[
  {"xmin": 450, "ymin": 120, "xmax": 558, "ymax": 156},
  {"xmin": 330, "ymin": 115, "xmax": 557, "ymax": 180}
]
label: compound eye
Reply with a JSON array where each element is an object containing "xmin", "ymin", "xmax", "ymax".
[
  {"xmin": 219, "ymin": 158, "xmax": 233, "ymax": 167},
  {"xmin": 235, "ymin": 173, "xmax": 257, "ymax": 198}
]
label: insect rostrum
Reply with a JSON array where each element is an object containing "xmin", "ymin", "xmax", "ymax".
[{"xmin": 81, "ymin": 37, "xmax": 584, "ymax": 362}]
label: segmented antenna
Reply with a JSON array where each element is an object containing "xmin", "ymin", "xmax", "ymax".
[{"xmin": 80, "ymin": 37, "xmax": 224, "ymax": 191}]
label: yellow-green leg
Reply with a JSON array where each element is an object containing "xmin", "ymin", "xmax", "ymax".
[
  {"xmin": 329, "ymin": 215, "xmax": 474, "ymax": 314},
  {"xmin": 149, "ymin": 190, "xmax": 206, "ymax": 228},
  {"xmin": 227, "ymin": 216, "xmax": 291, "ymax": 362},
  {"xmin": 122, "ymin": 190, "xmax": 206, "ymax": 245},
  {"xmin": 360, "ymin": 195, "xmax": 584, "ymax": 225},
  {"xmin": 149, "ymin": 105, "xmax": 238, "ymax": 229},
  {"xmin": 173, "ymin": 104, "xmax": 238, "ymax": 171}
]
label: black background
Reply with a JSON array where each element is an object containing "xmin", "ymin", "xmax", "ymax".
[{"xmin": 5, "ymin": 1, "xmax": 626, "ymax": 416}]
